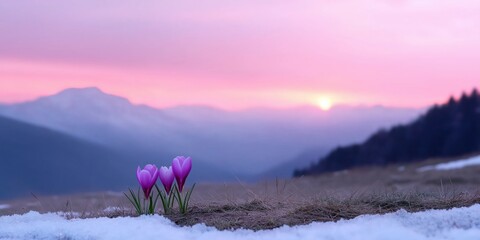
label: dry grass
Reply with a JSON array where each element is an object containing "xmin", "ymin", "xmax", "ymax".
[
  {"xmin": 64, "ymin": 190, "xmax": 480, "ymax": 230},
  {"xmin": 2, "ymin": 156, "xmax": 480, "ymax": 230},
  {"xmin": 166, "ymin": 191, "xmax": 480, "ymax": 230}
]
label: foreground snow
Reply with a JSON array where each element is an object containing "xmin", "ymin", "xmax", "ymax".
[
  {"xmin": 1, "ymin": 205, "xmax": 480, "ymax": 240},
  {"xmin": 418, "ymin": 155, "xmax": 480, "ymax": 172}
]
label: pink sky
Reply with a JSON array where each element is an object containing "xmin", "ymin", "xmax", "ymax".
[{"xmin": 1, "ymin": 0, "xmax": 479, "ymax": 109}]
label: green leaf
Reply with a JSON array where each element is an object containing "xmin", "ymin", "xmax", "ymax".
[
  {"xmin": 168, "ymin": 191, "xmax": 175, "ymax": 208},
  {"xmin": 185, "ymin": 183, "xmax": 196, "ymax": 210},
  {"xmin": 126, "ymin": 188, "xmax": 142, "ymax": 215}
]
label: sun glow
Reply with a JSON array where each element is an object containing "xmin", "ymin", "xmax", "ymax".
[{"xmin": 316, "ymin": 97, "xmax": 333, "ymax": 111}]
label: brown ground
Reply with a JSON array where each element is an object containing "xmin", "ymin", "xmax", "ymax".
[{"xmin": 1, "ymin": 155, "xmax": 480, "ymax": 230}]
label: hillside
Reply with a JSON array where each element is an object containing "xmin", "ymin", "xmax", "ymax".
[
  {"xmin": 295, "ymin": 89, "xmax": 480, "ymax": 176},
  {"xmin": 0, "ymin": 114, "xmax": 246, "ymax": 200},
  {"xmin": 0, "ymin": 115, "xmax": 140, "ymax": 199}
]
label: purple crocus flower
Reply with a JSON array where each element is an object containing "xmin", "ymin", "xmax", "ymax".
[
  {"xmin": 159, "ymin": 166, "xmax": 174, "ymax": 195},
  {"xmin": 136, "ymin": 164, "xmax": 159, "ymax": 199},
  {"xmin": 172, "ymin": 156, "xmax": 192, "ymax": 192}
]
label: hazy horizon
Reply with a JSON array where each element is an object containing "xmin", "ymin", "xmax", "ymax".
[{"xmin": 0, "ymin": 86, "xmax": 434, "ymax": 112}]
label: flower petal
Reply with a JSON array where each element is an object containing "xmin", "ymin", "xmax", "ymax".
[
  {"xmin": 183, "ymin": 157, "xmax": 192, "ymax": 178},
  {"xmin": 172, "ymin": 157, "xmax": 183, "ymax": 179},
  {"xmin": 136, "ymin": 166, "xmax": 141, "ymax": 184},
  {"xmin": 144, "ymin": 164, "xmax": 157, "ymax": 176},
  {"xmin": 138, "ymin": 170, "xmax": 151, "ymax": 187}
]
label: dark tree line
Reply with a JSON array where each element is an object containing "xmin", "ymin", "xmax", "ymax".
[{"xmin": 294, "ymin": 89, "xmax": 480, "ymax": 177}]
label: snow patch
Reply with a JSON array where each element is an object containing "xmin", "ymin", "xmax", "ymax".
[
  {"xmin": 56, "ymin": 212, "xmax": 81, "ymax": 218},
  {"xmin": 1, "ymin": 205, "xmax": 480, "ymax": 240},
  {"xmin": 103, "ymin": 206, "xmax": 128, "ymax": 213},
  {"xmin": 418, "ymin": 155, "xmax": 480, "ymax": 172},
  {"xmin": 0, "ymin": 204, "xmax": 10, "ymax": 210}
]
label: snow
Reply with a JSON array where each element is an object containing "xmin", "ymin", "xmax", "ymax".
[
  {"xmin": 418, "ymin": 155, "xmax": 480, "ymax": 172},
  {"xmin": 2, "ymin": 205, "xmax": 480, "ymax": 240},
  {"xmin": 103, "ymin": 206, "xmax": 128, "ymax": 213},
  {"xmin": 0, "ymin": 204, "xmax": 10, "ymax": 210}
]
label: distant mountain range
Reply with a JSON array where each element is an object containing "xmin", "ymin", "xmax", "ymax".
[
  {"xmin": 0, "ymin": 87, "xmax": 422, "ymax": 178},
  {"xmin": 295, "ymin": 89, "xmax": 480, "ymax": 176}
]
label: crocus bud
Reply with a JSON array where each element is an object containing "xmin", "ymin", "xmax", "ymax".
[
  {"xmin": 172, "ymin": 156, "xmax": 192, "ymax": 192},
  {"xmin": 159, "ymin": 166, "xmax": 174, "ymax": 195},
  {"xmin": 136, "ymin": 164, "xmax": 159, "ymax": 199}
]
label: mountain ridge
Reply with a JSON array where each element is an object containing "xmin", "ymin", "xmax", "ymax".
[{"xmin": 295, "ymin": 89, "xmax": 480, "ymax": 176}]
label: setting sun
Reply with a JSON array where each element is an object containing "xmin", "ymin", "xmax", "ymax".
[{"xmin": 316, "ymin": 97, "xmax": 333, "ymax": 111}]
